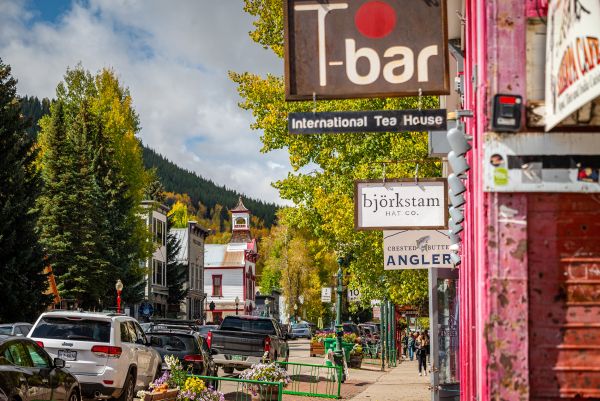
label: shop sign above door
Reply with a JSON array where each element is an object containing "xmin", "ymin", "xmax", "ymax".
[
  {"xmin": 383, "ymin": 230, "xmax": 452, "ymax": 270},
  {"xmin": 545, "ymin": 0, "xmax": 600, "ymax": 130},
  {"xmin": 288, "ymin": 109, "xmax": 446, "ymax": 134},
  {"xmin": 284, "ymin": 0, "xmax": 450, "ymax": 100},
  {"xmin": 355, "ymin": 179, "xmax": 448, "ymax": 230}
]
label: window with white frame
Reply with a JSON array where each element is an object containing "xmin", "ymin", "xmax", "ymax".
[
  {"xmin": 152, "ymin": 217, "xmax": 166, "ymax": 246},
  {"xmin": 153, "ymin": 259, "xmax": 166, "ymax": 287}
]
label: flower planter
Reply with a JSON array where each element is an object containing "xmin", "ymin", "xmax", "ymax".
[
  {"xmin": 310, "ymin": 341, "xmax": 325, "ymax": 356},
  {"xmin": 349, "ymin": 355, "xmax": 363, "ymax": 369},
  {"xmin": 251, "ymin": 385, "xmax": 280, "ymax": 401},
  {"xmin": 142, "ymin": 389, "xmax": 179, "ymax": 401}
]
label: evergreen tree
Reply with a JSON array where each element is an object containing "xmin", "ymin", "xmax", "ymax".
[
  {"xmin": 0, "ymin": 59, "xmax": 52, "ymax": 321},
  {"xmin": 166, "ymin": 216, "xmax": 188, "ymax": 310},
  {"xmin": 38, "ymin": 66, "xmax": 152, "ymax": 310}
]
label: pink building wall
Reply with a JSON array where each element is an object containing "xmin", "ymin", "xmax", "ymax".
[{"xmin": 461, "ymin": 1, "xmax": 531, "ymax": 400}]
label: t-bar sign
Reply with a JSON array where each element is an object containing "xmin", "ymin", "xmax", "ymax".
[{"xmin": 284, "ymin": 0, "xmax": 449, "ymax": 100}]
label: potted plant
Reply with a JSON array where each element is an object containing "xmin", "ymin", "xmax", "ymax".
[
  {"xmin": 349, "ymin": 344, "xmax": 363, "ymax": 369},
  {"xmin": 179, "ymin": 376, "xmax": 224, "ymax": 401},
  {"xmin": 239, "ymin": 363, "xmax": 291, "ymax": 401},
  {"xmin": 310, "ymin": 331, "xmax": 333, "ymax": 356},
  {"xmin": 138, "ymin": 355, "xmax": 224, "ymax": 401}
]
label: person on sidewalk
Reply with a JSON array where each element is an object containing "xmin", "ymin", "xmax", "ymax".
[
  {"xmin": 402, "ymin": 331, "xmax": 409, "ymax": 359},
  {"xmin": 408, "ymin": 332, "xmax": 416, "ymax": 361},
  {"xmin": 416, "ymin": 334, "xmax": 428, "ymax": 376}
]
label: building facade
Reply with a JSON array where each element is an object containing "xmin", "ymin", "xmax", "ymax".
[
  {"xmin": 171, "ymin": 221, "xmax": 210, "ymax": 320},
  {"xmin": 454, "ymin": 1, "xmax": 600, "ymax": 400},
  {"xmin": 137, "ymin": 200, "xmax": 169, "ymax": 320},
  {"xmin": 204, "ymin": 198, "xmax": 258, "ymax": 324}
]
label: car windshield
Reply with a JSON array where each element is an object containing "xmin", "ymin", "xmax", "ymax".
[
  {"xmin": 149, "ymin": 334, "xmax": 196, "ymax": 352},
  {"xmin": 0, "ymin": 326, "xmax": 12, "ymax": 335},
  {"xmin": 220, "ymin": 318, "xmax": 275, "ymax": 334},
  {"xmin": 197, "ymin": 326, "xmax": 217, "ymax": 336},
  {"xmin": 31, "ymin": 317, "xmax": 111, "ymax": 342}
]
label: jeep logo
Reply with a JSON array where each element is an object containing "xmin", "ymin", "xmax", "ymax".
[
  {"xmin": 62, "ymin": 342, "xmax": 73, "ymax": 347},
  {"xmin": 285, "ymin": 0, "xmax": 449, "ymax": 100}
]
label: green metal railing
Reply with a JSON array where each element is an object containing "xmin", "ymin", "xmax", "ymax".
[
  {"xmin": 189, "ymin": 374, "xmax": 283, "ymax": 401},
  {"xmin": 276, "ymin": 361, "xmax": 342, "ymax": 399}
]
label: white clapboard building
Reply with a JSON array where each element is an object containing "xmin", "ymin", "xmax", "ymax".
[{"xmin": 204, "ymin": 198, "xmax": 257, "ymax": 323}]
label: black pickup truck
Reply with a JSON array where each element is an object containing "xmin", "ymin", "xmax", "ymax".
[{"xmin": 207, "ymin": 316, "xmax": 289, "ymax": 373}]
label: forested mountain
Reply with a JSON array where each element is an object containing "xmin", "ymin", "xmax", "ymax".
[
  {"xmin": 142, "ymin": 146, "xmax": 278, "ymax": 227},
  {"xmin": 19, "ymin": 96, "xmax": 279, "ymax": 228},
  {"xmin": 20, "ymin": 96, "xmax": 50, "ymax": 138}
]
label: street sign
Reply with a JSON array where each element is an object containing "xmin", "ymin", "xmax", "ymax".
[
  {"xmin": 284, "ymin": 0, "xmax": 449, "ymax": 100},
  {"xmin": 288, "ymin": 109, "xmax": 446, "ymax": 134},
  {"xmin": 321, "ymin": 287, "xmax": 332, "ymax": 302},
  {"xmin": 138, "ymin": 302, "xmax": 154, "ymax": 317},
  {"xmin": 347, "ymin": 288, "xmax": 360, "ymax": 302},
  {"xmin": 355, "ymin": 179, "xmax": 448, "ymax": 230},
  {"xmin": 383, "ymin": 230, "xmax": 453, "ymax": 270}
]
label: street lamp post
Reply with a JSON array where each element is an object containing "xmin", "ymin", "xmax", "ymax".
[
  {"xmin": 335, "ymin": 259, "xmax": 344, "ymax": 356},
  {"xmin": 293, "ymin": 303, "xmax": 298, "ymax": 323},
  {"xmin": 235, "ymin": 296, "xmax": 240, "ymax": 315},
  {"xmin": 265, "ymin": 298, "xmax": 270, "ymax": 317},
  {"xmin": 115, "ymin": 279, "xmax": 124, "ymax": 314}
]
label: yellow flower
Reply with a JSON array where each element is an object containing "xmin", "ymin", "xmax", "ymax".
[{"xmin": 183, "ymin": 377, "xmax": 206, "ymax": 393}]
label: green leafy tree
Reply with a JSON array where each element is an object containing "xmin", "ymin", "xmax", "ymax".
[
  {"xmin": 168, "ymin": 201, "xmax": 191, "ymax": 228},
  {"xmin": 0, "ymin": 59, "xmax": 53, "ymax": 321},
  {"xmin": 38, "ymin": 66, "xmax": 152, "ymax": 309},
  {"xmin": 231, "ymin": 0, "xmax": 439, "ymax": 309}
]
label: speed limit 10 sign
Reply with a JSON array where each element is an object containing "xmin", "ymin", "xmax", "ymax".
[{"xmin": 348, "ymin": 288, "xmax": 360, "ymax": 302}]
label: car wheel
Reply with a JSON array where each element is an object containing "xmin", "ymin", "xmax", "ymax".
[
  {"xmin": 68, "ymin": 388, "xmax": 81, "ymax": 401},
  {"xmin": 117, "ymin": 373, "xmax": 135, "ymax": 401}
]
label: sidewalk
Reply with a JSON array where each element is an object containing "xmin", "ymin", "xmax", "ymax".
[{"xmin": 348, "ymin": 360, "xmax": 431, "ymax": 401}]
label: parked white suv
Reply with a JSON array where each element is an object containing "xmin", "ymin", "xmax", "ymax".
[{"xmin": 28, "ymin": 310, "xmax": 161, "ymax": 401}]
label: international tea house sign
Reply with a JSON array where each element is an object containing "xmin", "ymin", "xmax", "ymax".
[
  {"xmin": 284, "ymin": 0, "xmax": 449, "ymax": 100},
  {"xmin": 355, "ymin": 179, "xmax": 448, "ymax": 230}
]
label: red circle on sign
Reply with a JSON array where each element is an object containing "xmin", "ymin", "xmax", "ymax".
[{"xmin": 354, "ymin": 1, "xmax": 397, "ymax": 39}]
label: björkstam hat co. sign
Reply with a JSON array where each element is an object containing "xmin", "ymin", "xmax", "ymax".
[
  {"xmin": 284, "ymin": 0, "xmax": 450, "ymax": 100},
  {"xmin": 355, "ymin": 179, "xmax": 448, "ymax": 230}
]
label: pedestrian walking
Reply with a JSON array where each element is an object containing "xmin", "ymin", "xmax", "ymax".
[
  {"xmin": 408, "ymin": 332, "xmax": 416, "ymax": 361},
  {"xmin": 402, "ymin": 330, "xmax": 409, "ymax": 359},
  {"xmin": 423, "ymin": 332, "xmax": 431, "ymax": 372},
  {"xmin": 416, "ymin": 334, "xmax": 428, "ymax": 376}
]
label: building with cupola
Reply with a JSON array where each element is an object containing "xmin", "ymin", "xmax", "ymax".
[{"xmin": 204, "ymin": 197, "xmax": 258, "ymax": 323}]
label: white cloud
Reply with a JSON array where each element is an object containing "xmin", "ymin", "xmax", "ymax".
[{"xmin": 0, "ymin": 0, "xmax": 289, "ymax": 204}]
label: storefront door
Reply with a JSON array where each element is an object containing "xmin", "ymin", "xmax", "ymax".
[{"xmin": 429, "ymin": 267, "xmax": 460, "ymax": 401}]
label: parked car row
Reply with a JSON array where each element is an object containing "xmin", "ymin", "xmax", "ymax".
[{"xmin": 0, "ymin": 312, "xmax": 224, "ymax": 401}]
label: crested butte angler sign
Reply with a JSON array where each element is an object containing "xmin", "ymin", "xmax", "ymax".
[
  {"xmin": 289, "ymin": 109, "xmax": 446, "ymax": 134},
  {"xmin": 284, "ymin": 0, "xmax": 449, "ymax": 100},
  {"xmin": 384, "ymin": 230, "xmax": 453, "ymax": 270},
  {"xmin": 355, "ymin": 179, "xmax": 448, "ymax": 230}
]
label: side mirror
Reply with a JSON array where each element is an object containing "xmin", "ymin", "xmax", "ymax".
[{"xmin": 53, "ymin": 358, "xmax": 66, "ymax": 368}]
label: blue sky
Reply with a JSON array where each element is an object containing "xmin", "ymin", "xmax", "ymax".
[{"xmin": 0, "ymin": 0, "xmax": 288, "ymax": 204}]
